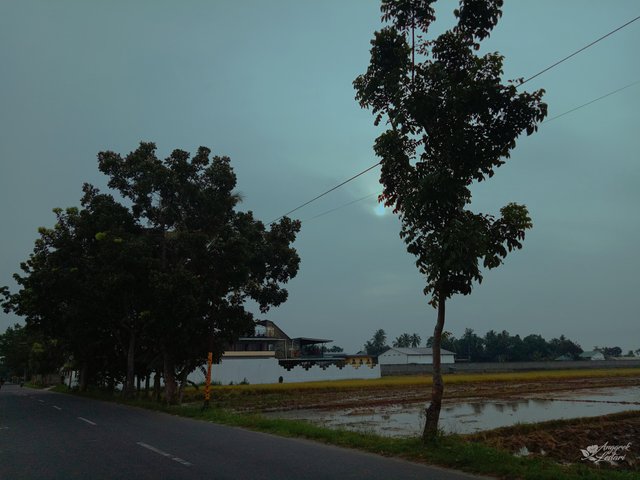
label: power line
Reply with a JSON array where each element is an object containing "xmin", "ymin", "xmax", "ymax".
[
  {"xmin": 269, "ymin": 162, "xmax": 381, "ymax": 223},
  {"xmin": 543, "ymin": 79, "xmax": 640, "ymax": 124},
  {"xmin": 269, "ymin": 16, "xmax": 640, "ymax": 223},
  {"xmin": 518, "ymin": 15, "xmax": 640, "ymax": 87},
  {"xmin": 304, "ymin": 191, "xmax": 380, "ymax": 222},
  {"xmin": 301, "ymin": 79, "xmax": 640, "ymax": 223}
]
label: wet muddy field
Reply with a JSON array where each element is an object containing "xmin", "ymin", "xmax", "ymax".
[
  {"xmin": 222, "ymin": 371, "xmax": 640, "ymax": 471},
  {"xmin": 265, "ymin": 385, "xmax": 640, "ymax": 436}
]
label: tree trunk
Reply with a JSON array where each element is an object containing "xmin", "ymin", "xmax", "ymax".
[
  {"xmin": 144, "ymin": 373, "xmax": 150, "ymax": 397},
  {"xmin": 78, "ymin": 363, "xmax": 88, "ymax": 392},
  {"xmin": 163, "ymin": 353, "xmax": 178, "ymax": 405},
  {"xmin": 124, "ymin": 332, "xmax": 135, "ymax": 399},
  {"xmin": 423, "ymin": 294, "xmax": 446, "ymax": 441},
  {"xmin": 177, "ymin": 368, "xmax": 190, "ymax": 406},
  {"xmin": 203, "ymin": 327, "xmax": 214, "ymax": 409},
  {"xmin": 153, "ymin": 370, "xmax": 161, "ymax": 402},
  {"xmin": 203, "ymin": 352, "xmax": 213, "ymax": 409}
]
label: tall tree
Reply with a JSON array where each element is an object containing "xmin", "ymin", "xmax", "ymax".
[
  {"xmin": 394, "ymin": 332, "xmax": 422, "ymax": 348},
  {"xmin": 354, "ymin": 0, "xmax": 546, "ymax": 439},
  {"xmin": 98, "ymin": 143, "xmax": 300, "ymax": 404},
  {"xmin": 393, "ymin": 333, "xmax": 412, "ymax": 348},
  {"xmin": 2, "ymin": 189, "xmax": 147, "ymax": 391},
  {"xmin": 521, "ymin": 334, "xmax": 550, "ymax": 361},
  {"xmin": 549, "ymin": 335, "xmax": 582, "ymax": 360},
  {"xmin": 0, "ymin": 324, "xmax": 31, "ymax": 380},
  {"xmin": 364, "ymin": 329, "xmax": 389, "ymax": 356},
  {"xmin": 455, "ymin": 328, "xmax": 484, "ymax": 361}
]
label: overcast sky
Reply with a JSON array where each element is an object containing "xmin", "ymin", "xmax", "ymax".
[{"xmin": 1, "ymin": 1, "xmax": 639, "ymax": 354}]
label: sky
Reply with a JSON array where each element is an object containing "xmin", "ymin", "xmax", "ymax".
[{"xmin": 1, "ymin": 1, "xmax": 639, "ymax": 355}]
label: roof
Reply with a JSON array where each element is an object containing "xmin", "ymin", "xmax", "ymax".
[
  {"xmin": 385, "ymin": 347, "xmax": 455, "ymax": 356},
  {"xmin": 293, "ymin": 337, "xmax": 332, "ymax": 344},
  {"xmin": 554, "ymin": 354, "xmax": 573, "ymax": 361},
  {"xmin": 237, "ymin": 337, "xmax": 286, "ymax": 342},
  {"xmin": 579, "ymin": 351, "xmax": 603, "ymax": 358}
]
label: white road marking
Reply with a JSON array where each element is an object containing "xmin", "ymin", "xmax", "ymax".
[
  {"xmin": 52, "ymin": 406, "xmax": 62, "ymax": 411},
  {"xmin": 136, "ymin": 442, "xmax": 193, "ymax": 467},
  {"xmin": 38, "ymin": 400, "xmax": 45, "ymax": 403},
  {"xmin": 77, "ymin": 417, "xmax": 97, "ymax": 426}
]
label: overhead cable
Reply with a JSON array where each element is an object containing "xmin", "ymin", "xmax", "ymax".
[
  {"xmin": 518, "ymin": 15, "xmax": 640, "ymax": 87},
  {"xmin": 269, "ymin": 15, "xmax": 640, "ymax": 223},
  {"xmin": 303, "ymin": 79, "xmax": 640, "ymax": 223}
]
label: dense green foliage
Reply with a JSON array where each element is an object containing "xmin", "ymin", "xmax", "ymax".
[
  {"xmin": 363, "ymin": 328, "xmax": 390, "ymax": 356},
  {"xmin": 426, "ymin": 329, "xmax": 585, "ymax": 362},
  {"xmin": 393, "ymin": 332, "xmax": 422, "ymax": 348},
  {"xmin": 2, "ymin": 143, "xmax": 300, "ymax": 402},
  {"xmin": 0, "ymin": 323, "xmax": 63, "ymax": 381},
  {"xmin": 354, "ymin": 0, "xmax": 546, "ymax": 438}
]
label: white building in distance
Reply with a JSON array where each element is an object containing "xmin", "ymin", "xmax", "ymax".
[{"xmin": 378, "ymin": 347, "xmax": 456, "ymax": 365}]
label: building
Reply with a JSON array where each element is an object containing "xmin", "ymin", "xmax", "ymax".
[
  {"xmin": 378, "ymin": 347, "xmax": 456, "ymax": 365},
  {"xmin": 578, "ymin": 351, "xmax": 605, "ymax": 361},
  {"xmin": 189, "ymin": 321, "xmax": 381, "ymax": 385},
  {"xmin": 225, "ymin": 320, "xmax": 332, "ymax": 359},
  {"xmin": 554, "ymin": 354, "xmax": 573, "ymax": 361}
]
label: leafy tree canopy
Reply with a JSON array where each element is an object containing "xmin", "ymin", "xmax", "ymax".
[
  {"xmin": 364, "ymin": 329, "xmax": 390, "ymax": 356},
  {"xmin": 355, "ymin": 0, "xmax": 546, "ymax": 438}
]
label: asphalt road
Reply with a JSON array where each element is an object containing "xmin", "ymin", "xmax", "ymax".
[{"xmin": 0, "ymin": 384, "xmax": 491, "ymax": 480}]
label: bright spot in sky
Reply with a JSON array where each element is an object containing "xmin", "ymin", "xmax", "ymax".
[{"xmin": 373, "ymin": 203, "xmax": 386, "ymax": 217}]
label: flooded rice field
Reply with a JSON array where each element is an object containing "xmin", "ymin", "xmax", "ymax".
[{"xmin": 266, "ymin": 385, "xmax": 640, "ymax": 436}]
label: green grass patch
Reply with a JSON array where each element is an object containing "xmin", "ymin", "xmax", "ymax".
[{"xmin": 24, "ymin": 382, "xmax": 48, "ymax": 389}]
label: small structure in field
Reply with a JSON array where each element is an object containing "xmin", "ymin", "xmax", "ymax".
[
  {"xmin": 378, "ymin": 347, "xmax": 456, "ymax": 365},
  {"xmin": 579, "ymin": 351, "xmax": 605, "ymax": 361},
  {"xmin": 554, "ymin": 354, "xmax": 573, "ymax": 361}
]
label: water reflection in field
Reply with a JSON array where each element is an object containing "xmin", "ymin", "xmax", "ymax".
[{"xmin": 266, "ymin": 386, "xmax": 640, "ymax": 436}]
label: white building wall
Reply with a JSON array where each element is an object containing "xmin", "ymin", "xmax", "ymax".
[
  {"xmin": 441, "ymin": 354, "xmax": 455, "ymax": 364},
  {"xmin": 378, "ymin": 351, "xmax": 456, "ymax": 365},
  {"xmin": 378, "ymin": 351, "xmax": 409, "ymax": 365},
  {"xmin": 188, "ymin": 358, "xmax": 381, "ymax": 385}
]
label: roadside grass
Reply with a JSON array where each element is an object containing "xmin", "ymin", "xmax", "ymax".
[
  {"xmin": 24, "ymin": 382, "xmax": 47, "ymax": 389},
  {"xmin": 175, "ymin": 407, "xmax": 640, "ymax": 479},
  {"xmin": 51, "ymin": 383, "xmax": 640, "ymax": 480}
]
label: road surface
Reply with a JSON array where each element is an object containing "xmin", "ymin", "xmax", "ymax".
[{"xmin": 0, "ymin": 384, "xmax": 491, "ymax": 480}]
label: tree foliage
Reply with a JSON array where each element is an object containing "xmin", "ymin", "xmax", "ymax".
[
  {"xmin": 393, "ymin": 332, "xmax": 421, "ymax": 348},
  {"xmin": 425, "ymin": 328, "xmax": 583, "ymax": 361},
  {"xmin": 364, "ymin": 329, "xmax": 390, "ymax": 356},
  {"xmin": 2, "ymin": 143, "xmax": 301, "ymax": 403},
  {"xmin": 355, "ymin": 0, "xmax": 546, "ymax": 439}
]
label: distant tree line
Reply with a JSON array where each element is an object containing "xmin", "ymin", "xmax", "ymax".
[
  {"xmin": 362, "ymin": 328, "xmax": 633, "ymax": 362},
  {"xmin": 1, "ymin": 143, "xmax": 300, "ymax": 403}
]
